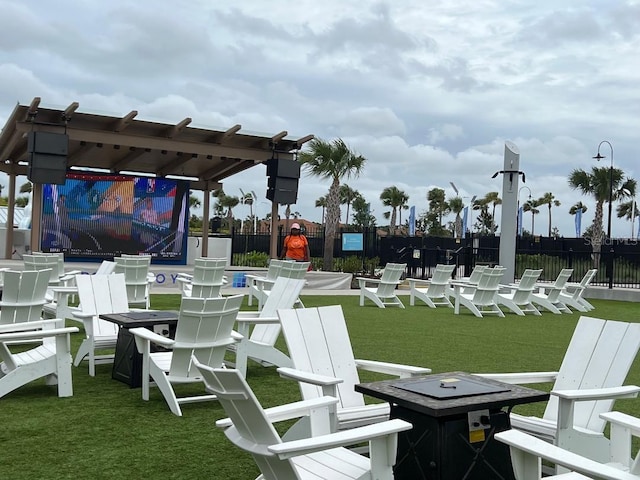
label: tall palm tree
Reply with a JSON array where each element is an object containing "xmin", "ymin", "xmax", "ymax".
[
  {"xmin": 537, "ymin": 192, "xmax": 561, "ymax": 237},
  {"xmin": 617, "ymin": 200, "xmax": 639, "ymax": 235},
  {"xmin": 448, "ymin": 196, "xmax": 464, "ymax": 238},
  {"xmin": 239, "ymin": 189, "xmax": 257, "ymax": 233},
  {"xmin": 426, "ymin": 188, "xmax": 449, "ymax": 231},
  {"xmin": 481, "ymin": 191, "xmax": 502, "ymax": 233},
  {"xmin": 522, "ymin": 199, "xmax": 540, "ymax": 235},
  {"xmin": 301, "ymin": 138, "xmax": 366, "ymax": 271},
  {"xmin": 568, "ymin": 166, "xmax": 636, "ymax": 258},
  {"xmin": 380, "ymin": 186, "xmax": 409, "ymax": 233},
  {"xmin": 339, "ymin": 184, "xmax": 359, "ymax": 226},
  {"xmin": 315, "ymin": 195, "xmax": 327, "ymax": 224}
]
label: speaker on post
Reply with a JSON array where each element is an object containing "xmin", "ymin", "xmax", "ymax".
[
  {"xmin": 266, "ymin": 158, "xmax": 300, "ymax": 205},
  {"xmin": 27, "ymin": 131, "xmax": 69, "ymax": 185}
]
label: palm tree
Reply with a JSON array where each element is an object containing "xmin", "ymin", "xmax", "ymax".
[
  {"xmin": 448, "ymin": 196, "xmax": 464, "ymax": 238},
  {"xmin": 617, "ymin": 200, "xmax": 639, "ymax": 235},
  {"xmin": 568, "ymin": 166, "xmax": 636, "ymax": 258},
  {"xmin": 239, "ymin": 189, "xmax": 257, "ymax": 233},
  {"xmin": 427, "ymin": 188, "xmax": 449, "ymax": 231},
  {"xmin": 380, "ymin": 186, "xmax": 409, "ymax": 233},
  {"xmin": 301, "ymin": 138, "xmax": 366, "ymax": 271},
  {"xmin": 189, "ymin": 192, "xmax": 201, "ymax": 210},
  {"xmin": 315, "ymin": 196, "xmax": 327, "ymax": 224},
  {"xmin": 339, "ymin": 184, "xmax": 359, "ymax": 226},
  {"xmin": 522, "ymin": 199, "xmax": 540, "ymax": 235},
  {"xmin": 537, "ymin": 192, "xmax": 561, "ymax": 237},
  {"xmin": 481, "ymin": 191, "xmax": 501, "ymax": 233},
  {"xmin": 19, "ymin": 182, "xmax": 32, "ymax": 194}
]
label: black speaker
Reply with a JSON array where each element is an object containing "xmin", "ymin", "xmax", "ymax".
[
  {"xmin": 267, "ymin": 158, "xmax": 300, "ymax": 179},
  {"xmin": 267, "ymin": 175, "xmax": 299, "ymax": 204},
  {"xmin": 27, "ymin": 132, "xmax": 68, "ymax": 185}
]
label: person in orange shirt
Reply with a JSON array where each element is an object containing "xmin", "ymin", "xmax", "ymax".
[{"xmin": 279, "ymin": 223, "xmax": 310, "ymax": 262}]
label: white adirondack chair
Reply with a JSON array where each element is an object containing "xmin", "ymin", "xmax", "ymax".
[
  {"xmin": 357, "ymin": 262, "xmax": 406, "ymax": 308},
  {"xmin": 450, "ymin": 266, "xmax": 507, "ymax": 317},
  {"xmin": 71, "ymin": 273, "xmax": 131, "ymax": 376},
  {"xmin": 245, "ymin": 258, "xmax": 285, "ymax": 308},
  {"xmin": 277, "ymin": 305, "xmax": 431, "ymax": 439},
  {"xmin": 407, "ymin": 264, "xmax": 455, "ymax": 308},
  {"xmin": 496, "ymin": 413, "xmax": 640, "ymax": 480},
  {"xmin": 0, "ymin": 270, "xmax": 50, "ymax": 326},
  {"xmin": 130, "ymin": 294, "xmax": 244, "ymax": 416},
  {"xmin": 0, "ymin": 319, "xmax": 79, "ymax": 398},
  {"xmin": 114, "ymin": 255, "xmax": 155, "ymax": 308},
  {"xmin": 175, "ymin": 257, "xmax": 227, "ymax": 298},
  {"xmin": 230, "ymin": 272, "xmax": 307, "ymax": 377},
  {"xmin": 496, "ymin": 268, "xmax": 543, "ymax": 316},
  {"xmin": 42, "ymin": 260, "xmax": 117, "ymax": 321},
  {"xmin": 256, "ymin": 261, "xmax": 308, "ymax": 309},
  {"xmin": 193, "ymin": 362, "xmax": 412, "ymax": 480},
  {"xmin": 478, "ymin": 316, "xmax": 640, "ymax": 465},
  {"xmin": 530, "ymin": 268, "xmax": 574, "ymax": 314},
  {"xmin": 558, "ymin": 269, "xmax": 598, "ymax": 312}
]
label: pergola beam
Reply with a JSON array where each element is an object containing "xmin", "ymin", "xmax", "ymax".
[{"xmin": 114, "ymin": 110, "xmax": 138, "ymax": 132}]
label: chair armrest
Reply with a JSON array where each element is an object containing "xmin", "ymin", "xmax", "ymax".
[
  {"xmin": 552, "ymin": 385, "xmax": 640, "ymax": 402},
  {"xmin": 129, "ymin": 327, "xmax": 175, "ymax": 348},
  {"xmin": 269, "ymin": 418, "xmax": 412, "ymax": 459},
  {"xmin": 355, "ymin": 359, "xmax": 431, "ymax": 378},
  {"xmin": 0, "ymin": 320, "xmax": 78, "ymax": 341},
  {"xmin": 474, "ymin": 372, "xmax": 558, "ymax": 384},
  {"xmin": 407, "ymin": 278, "xmax": 431, "ymax": 287},
  {"xmin": 495, "ymin": 429, "xmax": 637, "ymax": 480},
  {"xmin": 277, "ymin": 367, "xmax": 343, "ymax": 387},
  {"xmin": 49, "ymin": 285, "xmax": 79, "ymax": 294},
  {"xmin": 235, "ymin": 314, "xmax": 279, "ymax": 324},
  {"xmin": 0, "ymin": 318, "xmax": 67, "ymax": 333},
  {"xmin": 600, "ymin": 411, "xmax": 640, "ymax": 433},
  {"xmin": 356, "ymin": 277, "xmax": 381, "ymax": 288},
  {"xmin": 554, "ymin": 385, "xmax": 640, "ymax": 431},
  {"xmin": 215, "ymin": 396, "xmax": 340, "ymax": 429}
]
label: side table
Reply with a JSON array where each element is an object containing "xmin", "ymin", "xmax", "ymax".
[
  {"xmin": 355, "ymin": 371, "xmax": 549, "ymax": 480},
  {"xmin": 100, "ymin": 311, "xmax": 179, "ymax": 388}
]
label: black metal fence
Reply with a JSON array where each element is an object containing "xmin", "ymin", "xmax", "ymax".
[{"xmin": 229, "ymin": 226, "xmax": 640, "ymax": 289}]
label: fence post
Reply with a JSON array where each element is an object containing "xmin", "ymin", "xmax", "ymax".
[{"xmin": 608, "ymin": 246, "xmax": 614, "ymax": 289}]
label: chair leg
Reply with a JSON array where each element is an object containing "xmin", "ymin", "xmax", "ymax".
[{"xmin": 150, "ymin": 364, "xmax": 182, "ymax": 416}]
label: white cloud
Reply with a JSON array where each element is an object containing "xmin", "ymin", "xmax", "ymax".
[{"xmin": 1, "ymin": 0, "xmax": 638, "ymax": 239}]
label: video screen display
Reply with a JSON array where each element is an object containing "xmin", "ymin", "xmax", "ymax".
[{"xmin": 41, "ymin": 173, "xmax": 189, "ymax": 262}]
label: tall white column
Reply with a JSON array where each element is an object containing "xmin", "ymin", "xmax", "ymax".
[{"xmin": 498, "ymin": 142, "xmax": 520, "ymax": 283}]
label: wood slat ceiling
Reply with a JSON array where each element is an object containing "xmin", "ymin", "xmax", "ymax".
[{"xmin": 0, "ymin": 98, "xmax": 313, "ymax": 190}]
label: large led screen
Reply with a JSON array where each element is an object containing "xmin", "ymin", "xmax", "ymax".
[{"xmin": 41, "ymin": 173, "xmax": 189, "ymax": 262}]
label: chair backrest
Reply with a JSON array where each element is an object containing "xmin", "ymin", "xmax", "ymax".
[
  {"xmin": 467, "ymin": 264, "xmax": 488, "ymax": 283},
  {"xmin": 22, "ymin": 254, "xmax": 61, "ymax": 284},
  {"xmin": 114, "ymin": 255, "xmax": 152, "ymax": 305},
  {"xmin": 194, "ymin": 364, "xmax": 296, "ymax": 480},
  {"xmin": 265, "ymin": 259, "xmax": 286, "ymax": 281},
  {"xmin": 279, "ymin": 305, "xmax": 364, "ymax": 410},
  {"xmin": 0, "ymin": 270, "xmax": 51, "ymax": 325},
  {"xmin": 470, "ymin": 267, "xmax": 506, "ymax": 305},
  {"xmin": 190, "ymin": 257, "xmax": 227, "ymax": 298},
  {"xmin": 249, "ymin": 275, "xmax": 307, "ymax": 347},
  {"xmin": 95, "ymin": 260, "xmax": 117, "ymax": 275},
  {"xmin": 510, "ymin": 269, "xmax": 543, "ymax": 304},
  {"xmin": 31, "ymin": 252, "xmax": 66, "ymax": 278},
  {"xmin": 566, "ymin": 269, "xmax": 598, "ymax": 300},
  {"xmin": 168, "ymin": 294, "xmax": 244, "ymax": 379},
  {"xmin": 375, "ymin": 263, "xmax": 406, "ymax": 298},
  {"xmin": 545, "ymin": 268, "xmax": 574, "ymax": 302},
  {"xmin": 544, "ymin": 316, "xmax": 640, "ymax": 433},
  {"xmin": 427, "ymin": 264, "xmax": 455, "ymax": 297},
  {"xmin": 75, "ymin": 273, "xmax": 130, "ymax": 317},
  {"xmin": 277, "ymin": 261, "xmax": 309, "ymax": 279}
]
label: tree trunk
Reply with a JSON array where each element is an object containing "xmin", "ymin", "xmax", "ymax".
[
  {"xmin": 591, "ymin": 201, "xmax": 604, "ymax": 268},
  {"xmin": 323, "ymin": 178, "xmax": 341, "ymax": 271}
]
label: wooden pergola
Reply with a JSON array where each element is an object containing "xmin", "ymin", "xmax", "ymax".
[{"xmin": 0, "ymin": 97, "xmax": 313, "ymax": 260}]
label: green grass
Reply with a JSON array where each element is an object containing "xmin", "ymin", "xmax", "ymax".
[{"xmin": 1, "ymin": 296, "xmax": 639, "ymax": 479}]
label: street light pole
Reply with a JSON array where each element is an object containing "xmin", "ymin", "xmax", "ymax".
[
  {"xmin": 517, "ymin": 186, "xmax": 532, "ymax": 236},
  {"xmin": 593, "ymin": 140, "xmax": 614, "ymax": 289},
  {"xmin": 593, "ymin": 140, "xmax": 614, "ymax": 240}
]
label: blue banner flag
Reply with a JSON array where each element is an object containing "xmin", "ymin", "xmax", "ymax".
[
  {"xmin": 462, "ymin": 206, "xmax": 468, "ymax": 239},
  {"xmin": 575, "ymin": 208, "xmax": 582, "ymax": 237},
  {"xmin": 517, "ymin": 206, "xmax": 523, "ymax": 236},
  {"xmin": 409, "ymin": 206, "xmax": 416, "ymax": 236}
]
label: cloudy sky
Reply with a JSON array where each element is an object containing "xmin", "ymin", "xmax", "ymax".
[{"xmin": 1, "ymin": 0, "xmax": 639, "ymax": 237}]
